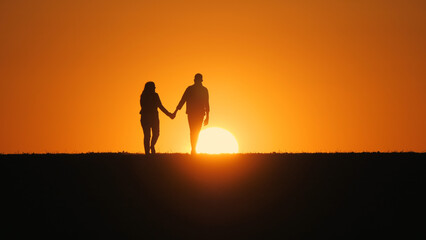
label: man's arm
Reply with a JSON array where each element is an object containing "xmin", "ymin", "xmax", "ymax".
[
  {"xmin": 204, "ymin": 89, "xmax": 209, "ymax": 126},
  {"xmin": 175, "ymin": 88, "xmax": 188, "ymax": 112}
]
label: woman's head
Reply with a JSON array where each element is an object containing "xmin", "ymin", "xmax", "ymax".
[{"xmin": 143, "ymin": 81, "xmax": 156, "ymax": 93}]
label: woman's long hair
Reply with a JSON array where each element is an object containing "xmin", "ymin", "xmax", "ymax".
[
  {"xmin": 140, "ymin": 81, "xmax": 157, "ymax": 113},
  {"xmin": 142, "ymin": 81, "xmax": 156, "ymax": 97}
]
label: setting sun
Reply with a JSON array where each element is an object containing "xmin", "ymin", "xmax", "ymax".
[{"xmin": 196, "ymin": 127, "xmax": 239, "ymax": 154}]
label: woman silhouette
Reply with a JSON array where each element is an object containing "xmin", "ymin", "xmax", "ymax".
[{"xmin": 140, "ymin": 82, "xmax": 174, "ymax": 154}]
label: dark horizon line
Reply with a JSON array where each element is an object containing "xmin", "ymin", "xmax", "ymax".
[{"xmin": 1, "ymin": 151, "xmax": 424, "ymax": 155}]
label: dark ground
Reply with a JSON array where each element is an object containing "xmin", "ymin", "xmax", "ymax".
[{"xmin": 1, "ymin": 153, "xmax": 425, "ymax": 239}]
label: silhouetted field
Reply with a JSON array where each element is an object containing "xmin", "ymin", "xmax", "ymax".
[{"xmin": 1, "ymin": 153, "xmax": 425, "ymax": 238}]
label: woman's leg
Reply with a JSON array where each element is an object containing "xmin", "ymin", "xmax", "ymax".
[
  {"xmin": 150, "ymin": 118, "xmax": 160, "ymax": 154},
  {"xmin": 141, "ymin": 118, "xmax": 151, "ymax": 154}
]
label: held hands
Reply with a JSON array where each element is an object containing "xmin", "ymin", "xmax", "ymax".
[
  {"xmin": 168, "ymin": 109, "xmax": 178, "ymax": 120},
  {"xmin": 168, "ymin": 111, "xmax": 176, "ymax": 119}
]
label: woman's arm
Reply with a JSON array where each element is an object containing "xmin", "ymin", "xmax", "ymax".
[
  {"xmin": 139, "ymin": 94, "xmax": 143, "ymax": 114},
  {"xmin": 157, "ymin": 95, "xmax": 174, "ymax": 119}
]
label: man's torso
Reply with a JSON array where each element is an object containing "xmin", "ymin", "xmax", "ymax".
[{"xmin": 185, "ymin": 85, "xmax": 208, "ymax": 116}]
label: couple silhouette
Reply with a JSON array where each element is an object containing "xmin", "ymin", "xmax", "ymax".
[{"xmin": 139, "ymin": 73, "xmax": 210, "ymax": 155}]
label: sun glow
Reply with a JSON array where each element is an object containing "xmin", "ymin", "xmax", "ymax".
[{"xmin": 196, "ymin": 127, "xmax": 239, "ymax": 154}]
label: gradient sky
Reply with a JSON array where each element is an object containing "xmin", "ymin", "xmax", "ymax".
[{"xmin": 1, "ymin": 0, "xmax": 425, "ymax": 153}]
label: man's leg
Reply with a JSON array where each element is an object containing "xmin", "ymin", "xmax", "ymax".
[{"xmin": 188, "ymin": 114, "xmax": 204, "ymax": 154}]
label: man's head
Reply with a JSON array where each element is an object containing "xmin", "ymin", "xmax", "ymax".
[{"xmin": 194, "ymin": 73, "xmax": 203, "ymax": 84}]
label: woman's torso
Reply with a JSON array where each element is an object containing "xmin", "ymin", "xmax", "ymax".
[{"xmin": 140, "ymin": 93, "xmax": 160, "ymax": 119}]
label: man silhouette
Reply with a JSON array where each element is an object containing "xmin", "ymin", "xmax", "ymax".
[{"xmin": 174, "ymin": 73, "xmax": 210, "ymax": 154}]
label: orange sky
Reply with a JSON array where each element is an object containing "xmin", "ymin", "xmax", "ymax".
[{"xmin": 1, "ymin": 0, "xmax": 425, "ymax": 153}]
